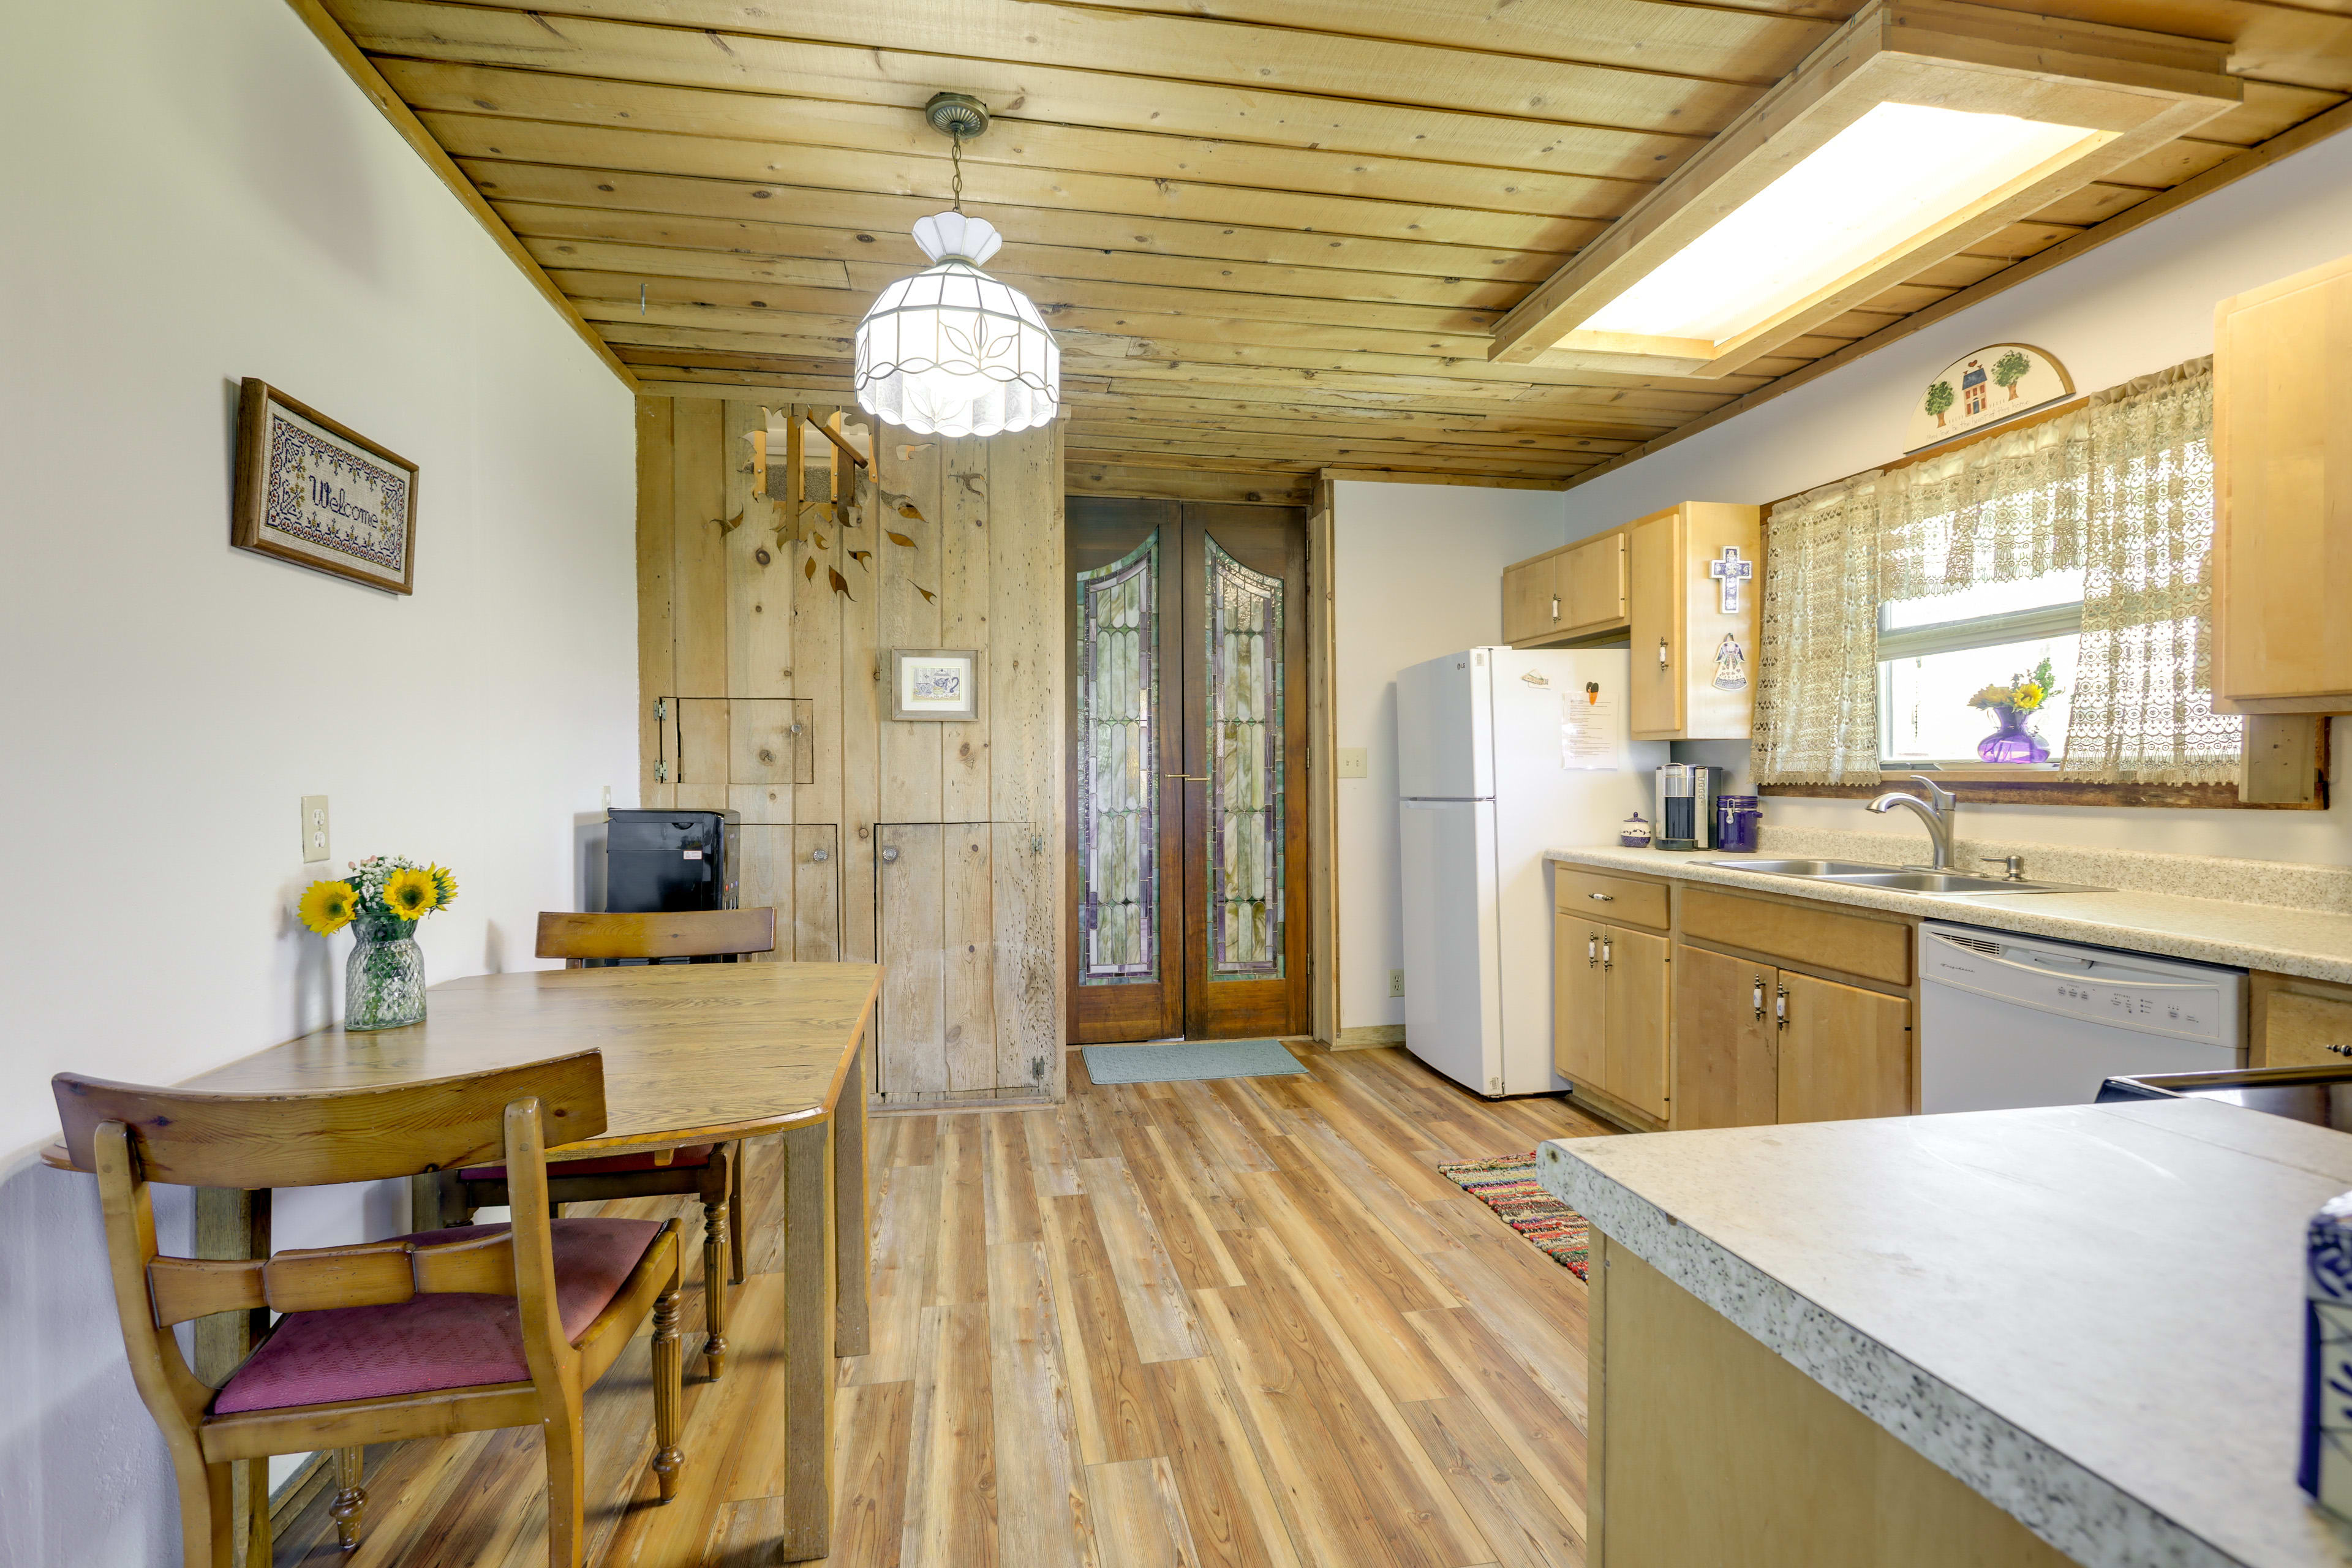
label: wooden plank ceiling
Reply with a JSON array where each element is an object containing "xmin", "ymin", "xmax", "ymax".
[{"xmin": 318, "ymin": 0, "xmax": 2352, "ymax": 500}]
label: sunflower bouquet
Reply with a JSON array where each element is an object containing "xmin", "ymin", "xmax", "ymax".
[
  {"xmin": 300, "ymin": 855, "xmax": 459, "ymax": 938},
  {"xmin": 300, "ymin": 856, "xmax": 459, "ymax": 1031}
]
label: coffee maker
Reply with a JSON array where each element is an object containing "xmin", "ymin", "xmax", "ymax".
[{"xmin": 1653, "ymin": 764, "xmax": 1727, "ymax": 851}]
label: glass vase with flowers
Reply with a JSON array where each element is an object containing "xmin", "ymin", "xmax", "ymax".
[
  {"xmin": 1967, "ymin": 657, "xmax": 2061, "ymax": 764},
  {"xmin": 298, "ymin": 857, "xmax": 460, "ymax": 1030}
]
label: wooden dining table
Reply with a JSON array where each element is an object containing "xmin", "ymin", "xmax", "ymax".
[{"xmin": 45, "ymin": 959, "xmax": 881, "ymax": 1565}]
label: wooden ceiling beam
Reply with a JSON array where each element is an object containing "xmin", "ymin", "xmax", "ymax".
[
  {"xmin": 1066, "ymin": 462, "xmax": 1317, "ymax": 505},
  {"xmin": 382, "ymin": 58, "xmax": 1654, "ymax": 223},
  {"xmin": 331, "ymin": 0, "xmax": 1711, "ymax": 178}
]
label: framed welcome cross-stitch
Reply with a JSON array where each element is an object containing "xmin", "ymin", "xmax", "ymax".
[{"xmin": 232, "ymin": 378, "xmax": 418, "ymax": 594}]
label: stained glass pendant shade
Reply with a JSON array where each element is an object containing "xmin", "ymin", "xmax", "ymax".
[{"xmin": 853, "ymin": 209, "xmax": 1060, "ymax": 438}]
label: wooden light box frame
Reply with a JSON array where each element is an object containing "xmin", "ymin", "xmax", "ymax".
[{"xmin": 1488, "ymin": 0, "xmax": 2241, "ymax": 378}]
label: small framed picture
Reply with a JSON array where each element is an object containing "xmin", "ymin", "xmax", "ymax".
[
  {"xmin": 890, "ymin": 648, "xmax": 979, "ymax": 722},
  {"xmin": 232, "ymin": 377, "xmax": 418, "ymax": 594}
]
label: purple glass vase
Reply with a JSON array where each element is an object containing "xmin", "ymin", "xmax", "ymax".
[{"xmin": 1976, "ymin": 706, "xmax": 2049, "ymax": 764}]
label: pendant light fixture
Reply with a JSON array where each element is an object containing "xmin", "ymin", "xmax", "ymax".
[{"xmin": 854, "ymin": 94, "xmax": 1060, "ymax": 438}]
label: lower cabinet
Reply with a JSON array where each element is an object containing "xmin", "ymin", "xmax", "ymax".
[
  {"xmin": 1675, "ymin": 945, "xmax": 1911, "ymax": 1126},
  {"xmin": 1555, "ymin": 909, "xmax": 1670, "ymax": 1121},
  {"xmin": 1672, "ymin": 944, "xmax": 1777, "ymax": 1129}
]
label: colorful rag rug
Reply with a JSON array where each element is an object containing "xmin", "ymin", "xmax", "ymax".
[{"xmin": 1435, "ymin": 1152, "xmax": 1591, "ymax": 1280}]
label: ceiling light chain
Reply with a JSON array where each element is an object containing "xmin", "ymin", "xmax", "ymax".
[{"xmin": 853, "ymin": 92, "xmax": 1060, "ymax": 440}]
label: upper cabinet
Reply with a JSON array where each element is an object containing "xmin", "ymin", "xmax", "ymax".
[
  {"xmin": 2215, "ymin": 254, "xmax": 2352, "ymax": 712},
  {"xmin": 1500, "ymin": 503, "xmax": 1757, "ymax": 739},
  {"xmin": 1502, "ymin": 532, "xmax": 1629, "ymax": 645},
  {"xmin": 1629, "ymin": 503, "xmax": 1760, "ymax": 740}
]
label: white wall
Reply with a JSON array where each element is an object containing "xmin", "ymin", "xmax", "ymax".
[
  {"xmin": 1559, "ymin": 127, "xmax": 2352, "ymax": 865},
  {"xmin": 1332, "ymin": 481, "xmax": 1565, "ymax": 1032},
  {"xmin": 0, "ymin": 0, "xmax": 639, "ymax": 1559}
]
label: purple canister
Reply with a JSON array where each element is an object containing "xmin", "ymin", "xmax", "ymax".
[
  {"xmin": 1715, "ymin": 794, "xmax": 1762, "ymax": 854},
  {"xmin": 2304, "ymin": 1192, "xmax": 2352, "ymax": 1518}
]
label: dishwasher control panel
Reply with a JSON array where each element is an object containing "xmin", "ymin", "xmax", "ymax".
[{"xmin": 1921, "ymin": 925, "xmax": 2239, "ymax": 1046}]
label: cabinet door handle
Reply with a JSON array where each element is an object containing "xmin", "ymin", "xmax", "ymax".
[
  {"xmin": 1753, "ymin": 975, "xmax": 1766, "ymax": 1022},
  {"xmin": 1588, "ymin": 892, "xmax": 1615, "ymax": 902},
  {"xmin": 2329, "ymin": 1044, "xmax": 2352, "ymax": 1058},
  {"xmin": 1775, "ymin": 984, "xmax": 1789, "ymax": 1030},
  {"xmin": 1587, "ymin": 932, "xmax": 1599, "ymax": 968},
  {"xmin": 1602, "ymin": 935, "xmax": 1614, "ymax": 971},
  {"xmin": 1657, "ymin": 637, "xmax": 1670, "ymax": 671},
  {"xmin": 1550, "ymin": 593, "xmax": 1561, "ymax": 621},
  {"xmin": 880, "ymin": 845, "xmax": 899, "ymax": 864}
]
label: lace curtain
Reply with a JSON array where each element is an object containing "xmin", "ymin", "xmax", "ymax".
[
  {"xmin": 1752, "ymin": 356, "xmax": 2234, "ymax": 786},
  {"xmin": 1877, "ymin": 412, "xmax": 2086, "ymax": 605},
  {"xmin": 1752, "ymin": 473, "xmax": 1883, "ymax": 785},
  {"xmin": 2058, "ymin": 359, "xmax": 2240, "ymax": 783}
]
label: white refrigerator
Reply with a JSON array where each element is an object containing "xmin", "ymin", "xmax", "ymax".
[{"xmin": 1396, "ymin": 647, "xmax": 1665, "ymax": 1096}]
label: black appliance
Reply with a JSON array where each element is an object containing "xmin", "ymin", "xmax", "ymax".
[
  {"xmin": 606, "ymin": 808, "xmax": 741, "ymax": 923},
  {"xmin": 1653, "ymin": 764, "xmax": 1726, "ymax": 851}
]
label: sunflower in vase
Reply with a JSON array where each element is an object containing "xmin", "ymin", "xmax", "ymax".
[
  {"xmin": 1966, "ymin": 656, "xmax": 2060, "ymax": 764},
  {"xmin": 300, "ymin": 856, "xmax": 459, "ymax": 1031}
]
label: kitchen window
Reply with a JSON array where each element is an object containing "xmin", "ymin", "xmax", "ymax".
[{"xmin": 1753, "ymin": 358, "xmax": 2264, "ymax": 802}]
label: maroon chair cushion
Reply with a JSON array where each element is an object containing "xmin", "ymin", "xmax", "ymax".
[
  {"xmin": 459, "ymin": 1144, "xmax": 714, "ymax": 1182},
  {"xmin": 211, "ymin": 1218, "xmax": 663, "ymax": 1415}
]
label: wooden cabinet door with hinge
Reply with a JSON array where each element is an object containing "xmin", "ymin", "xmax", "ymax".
[
  {"xmin": 1559, "ymin": 532, "xmax": 1629, "ymax": 636},
  {"xmin": 2252, "ymin": 973, "xmax": 2352, "ymax": 1068},
  {"xmin": 1504, "ymin": 554, "xmax": 1561, "ymax": 644},
  {"xmin": 1673, "ymin": 943, "xmax": 1777, "ymax": 1129},
  {"xmin": 1554, "ymin": 908, "xmax": 1610, "ymax": 1089},
  {"xmin": 1776, "ymin": 971, "xmax": 1910, "ymax": 1124},
  {"xmin": 1605, "ymin": 924, "xmax": 1671, "ymax": 1121}
]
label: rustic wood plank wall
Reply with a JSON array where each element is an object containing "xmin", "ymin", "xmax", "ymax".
[{"xmin": 636, "ymin": 394, "xmax": 1068, "ymax": 1103}]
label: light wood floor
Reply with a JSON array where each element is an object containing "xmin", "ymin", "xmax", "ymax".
[{"xmin": 274, "ymin": 1042, "xmax": 1616, "ymax": 1568}]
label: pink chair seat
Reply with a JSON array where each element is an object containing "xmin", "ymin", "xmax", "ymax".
[
  {"xmin": 211, "ymin": 1218, "xmax": 663, "ymax": 1414},
  {"xmin": 460, "ymin": 1144, "xmax": 713, "ymax": 1181}
]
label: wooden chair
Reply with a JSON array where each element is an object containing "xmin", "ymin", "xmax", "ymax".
[
  {"xmin": 427, "ymin": 907, "xmax": 778, "ymax": 1382},
  {"xmin": 56, "ymin": 1051, "xmax": 684, "ymax": 1568}
]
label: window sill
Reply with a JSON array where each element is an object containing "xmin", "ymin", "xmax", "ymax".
[{"xmin": 1761, "ymin": 775, "xmax": 2323, "ymax": 810}]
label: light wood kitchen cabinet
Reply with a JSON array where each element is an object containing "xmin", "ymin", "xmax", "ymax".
[
  {"xmin": 1559, "ymin": 530, "xmax": 1629, "ymax": 635},
  {"xmin": 2214, "ymin": 254, "xmax": 2352, "ymax": 712},
  {"xmin": 1673, "ymin": 943, "xmax": 1778, "ymax": 1129},
  {"xmin": 1555, "ymin": 910, "xmax": 1611, "ymax": 1088},
  {"xmin": 1606, "ymin": 926, "xmax": 1671, "ymax": 1120},
  {"xmin": 1503, "ymin": 532, "xmax": 1633, "ymax": 646},
  {"xmin": 1626, "ymin": 501, "xmax": 1762, "ymax": 740},
  {"xmin": 2251, "ymin": 971, "xmax": 2352, "ymax": 1068},
  {"xmin": 1502, "ymin": 552, "xmax": 1561, "ymax": 644},
  {"xmin": 1553, "ymin": 906, "xmax": 1670, "ymax": 1123},
  {"xmin": 1776, "ymin": 971, "xmax": 1911, "ymax": 1123}
]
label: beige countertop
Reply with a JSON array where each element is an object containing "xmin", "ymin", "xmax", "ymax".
[
  {"xmin": 1548, "ymin": 842, "xmax": 2352, "ymax": 983},
  {"xmin": 1539, "ymin": 1098, "xmax": 2352, "ymax": 1568}
]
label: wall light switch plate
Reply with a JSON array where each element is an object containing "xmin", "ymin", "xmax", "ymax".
[
  {"xmin": 1390, "ymin": 968, "xmax": 1405, "ymax": 997},
  {"xmin": 1336, "ymin": 747, "xmax": 1369, "ymax": 778},
  {"xmin": 301, "ymin": 796, "xmax": 331, "ymax": 864},
  {"xmin": 602, "ymin": 784, "xmax": 613, "ymax": 809}
]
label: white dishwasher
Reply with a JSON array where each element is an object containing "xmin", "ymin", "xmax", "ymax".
[{"xmin": 1919, "ymin": 921, "xmax": 2244, "ymax": 1113}]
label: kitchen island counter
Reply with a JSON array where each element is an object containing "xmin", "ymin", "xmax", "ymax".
[{"xmin": 1540, "ymin": 1098, "xmax": 2352, "ymax": 1567}]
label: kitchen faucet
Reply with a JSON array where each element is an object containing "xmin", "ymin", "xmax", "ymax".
[{"xmin": 1868, "ymin": 774, "xmax": 1958, "ymax": 870}]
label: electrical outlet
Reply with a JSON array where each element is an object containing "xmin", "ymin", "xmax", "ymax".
[
  {"xmin": 1336, "ymin": 747, "xmax": 1369, "ymax": 778},
  {"xmin": 301, "ymin": 796, "xmax": 331, "ymax": 864},
  {"xmin": 1390, "ymin": 968, "xmax": 1405, "ymax": 997}
]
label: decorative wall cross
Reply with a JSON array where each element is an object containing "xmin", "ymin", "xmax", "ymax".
[{"xmin": 1708, "ymin": 546, "xmax": 1754, "ymax": 614}]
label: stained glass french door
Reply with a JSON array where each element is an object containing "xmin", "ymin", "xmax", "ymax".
[{"xmin": 1068, "ymin": 498, "xmax": 1310, "ymax": 1043}]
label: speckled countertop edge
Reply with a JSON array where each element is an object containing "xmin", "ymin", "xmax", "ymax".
[
  {"xmin": 1547, "ymin": 844, "xmax": 2352, "ymax": 984},
  {"xmin": 1537, "ymin": 1142, "xmax": 2237, "ymax": 1568}
]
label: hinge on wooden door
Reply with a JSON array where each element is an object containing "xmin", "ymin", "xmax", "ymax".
[
  {"xmin": 654, "ymin": 698, "xmax": 669, "ymax": 721},
  {"xmin": 655, "ymin": 760, "xmax": 669, "ymax": 783}
]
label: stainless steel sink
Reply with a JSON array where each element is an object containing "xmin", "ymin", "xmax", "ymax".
[
  {"xmin": 1709, "ymin": 859, "xmax": 2101, "ymax": 895},
  {"xmin": 1707, "ymin": 858, "xmax": 1895, "ymax": 876},
  {"xmin": 1821, "ymin": 869, "xmax": 2101, "ymax": 895}
]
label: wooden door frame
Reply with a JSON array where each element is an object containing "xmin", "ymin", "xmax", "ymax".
[{"xmin": 1065, "ymin": 494, "xmax": 1330, "ymax": 1045}]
